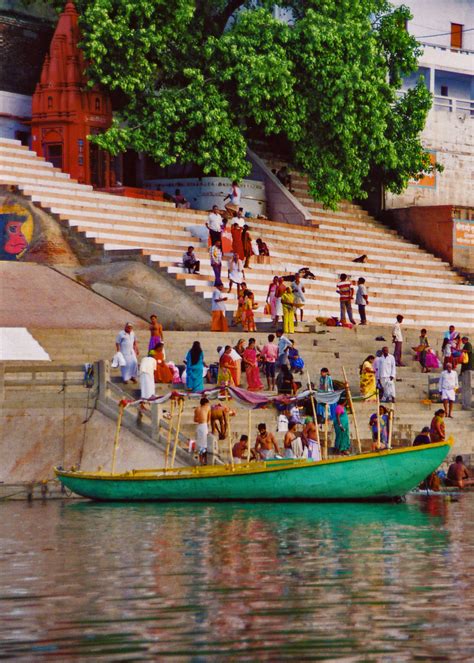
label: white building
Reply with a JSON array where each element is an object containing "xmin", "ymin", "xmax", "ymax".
[{"xmin": 386, "ymin": 0, "xmax": 474, "ymax": 210}]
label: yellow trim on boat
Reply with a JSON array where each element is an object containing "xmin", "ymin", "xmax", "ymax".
[{"xmin": 54, "ymin": 438, "xmax": 453, "ymax": 482}]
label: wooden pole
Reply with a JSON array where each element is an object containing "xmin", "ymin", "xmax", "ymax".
[
  {"xmin": 324, "ymin": 404, "xmax": 329, "ymax": 459},
  {"xmin": 111, "ymin": 404, "xmax": 124, "ymax": 474},
  {"xmin": 225, "ymin": 387, "xmax": 234, "ymax": 469},
  {"xmin": 164, "ymin": 399, "xmax": 175, "ymax": 470},
  {"xmin": 247, "ymin": 408, "xmax": 252, "ymax": 462},
  {"xmin": 342, "ymin": 366, "xmax": 361, "ymax": 454},
  {"xmin": 388, "ymin": 407, "xmax": 394, "ymax": 450},
  {"xmin": 307, "ymin": 372, "xmax": 322, "ymax": 454},
  {"xmin": 376, "ymin": 389, "xmax": 381, "ymax": 450},
  {"xmin": 171, "ymin": 399, "xmax": 184, "ymax": 468}
]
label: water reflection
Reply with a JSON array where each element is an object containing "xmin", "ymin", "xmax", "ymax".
[{"xmin": 0, "ymin": 497, "xmax": 472, "ymax": 660}]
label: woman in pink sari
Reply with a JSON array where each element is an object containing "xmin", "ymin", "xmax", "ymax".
[{"xmin": 242, "ymin": 338, "xmax": 263, "ymax": 391}]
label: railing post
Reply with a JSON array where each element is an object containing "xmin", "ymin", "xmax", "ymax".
[
  {"xmin": 151, "ymin": 403, "xmax": 162, "ymax": 441},
  {"xmin": 97, "ymin": 360, "xmax": 110, "ymax": 403}
]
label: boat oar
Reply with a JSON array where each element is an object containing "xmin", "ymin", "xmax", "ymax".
[
  {"xmin": 376, "ymin": 388, "xmax": 381, "ymax": 450},
  {"xmin": 342, "ymin": 366, "xmax": 361, "ymax": 454},
  {"xmin": 111, "ymin": 403, "xmax": 124, "ymax": 475},
  {"xmin": 225, "ymin": 387, "xmax": 235, "ymax": 469},
  {"xmin": 324, "ymin": 404, "xmax": 329, "ymax": 459},
  {"xmin": 164, "ymin": 398, "xmax": 175, "ymax": 470},
  {"xmin": 170, "ymin": 398, "xmax": 184, "ymax": 468},
  {"xmin": 388, "ymin": 407, "xmax": 394, "ymax": 450},
  {"xmin": 247, "ymin": 408, "xmax": 252, "ymax": 463}
]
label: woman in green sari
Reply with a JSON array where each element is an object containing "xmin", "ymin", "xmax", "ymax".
[{"xmin": 334, "ymin": 398, "xmax": 351, "ymax": 454}]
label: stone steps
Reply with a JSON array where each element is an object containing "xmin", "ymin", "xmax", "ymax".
[{"xmin": 1, "ymin": 138, "xmax": 472, "ymax": 331}]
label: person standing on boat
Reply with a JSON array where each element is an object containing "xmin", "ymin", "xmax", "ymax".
[
  {"xmin": 115, "ymin": 322, "xmax": 139, "ymax": 384},
  {"xmin": 334, "ymin": 398, "xmax": 351, "ymax": 454},
  {"xmin": 194, "ymin": 397, "xmax": 211, "ymax": 456},
  {"xmin": 255, "ymin": 423, "xmax": 279, "ymax": 460},
  {"xmin": 283, "ymin": 420, "xmax": 299, "ymax": 458},
  {"xmin": 438, "ymin": 362, "xmax": 459, "ymax": 418},
  {"xmin": 376, "ymin": 346, "xmax": 396, "ymax": 403},
  {"xmin": 303, "ymin": 417, "xmax": 322, "ymax": 461}
]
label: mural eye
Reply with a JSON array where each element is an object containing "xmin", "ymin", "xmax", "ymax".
[{"xmin": 8, "ymin": 226, "xmax": 17, "ymax": 233}]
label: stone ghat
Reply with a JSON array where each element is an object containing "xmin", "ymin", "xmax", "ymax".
[{"xmin": 1, "ymin": 137, "xmax": 473, "ymax": 331}]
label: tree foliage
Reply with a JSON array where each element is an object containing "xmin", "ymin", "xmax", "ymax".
[{"xmin": 42, "ymin": 0, "xmax": 435, "ymax": 207}]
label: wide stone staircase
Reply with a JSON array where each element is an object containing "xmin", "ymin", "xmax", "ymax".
[
  {"xmin": 1, "ymin": 137, "xmax": 473, "ymax": 331},
  {"xmin": 12, "ymin": 326, "xmax": 472, "ymax": 460}
]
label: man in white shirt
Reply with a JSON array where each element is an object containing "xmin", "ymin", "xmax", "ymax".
[
  {"xmin": 355, "ymin": 277, "xmax": 368, "ymax": 325},
  {"xmin": 210, "ymin": 284, "xmax": 228, "ymax": 332},
  {"xmin": 236, "ymin": 208, "xmax": 246, "ymax": 227},
  {"xmin": 376, "ymin": 346, "xmax": 396, "ymax": 402},
  {"xmin": 391, "ymin": 314, "xmax": 405, "ymax": 366},
  {"xmin": 139, "ymin": 354, "xmax": 157, "ymax": 400},
  {"xmin": 206, "ymin": 205, "xmax": 222, "ymax": 245},
  {"xmin": 439, "ymin": 362, "xmax": 459, "ymax": 418},
  {"xmin": 115, "ymin": 322, "xmax": 139, "ymax": 383}
]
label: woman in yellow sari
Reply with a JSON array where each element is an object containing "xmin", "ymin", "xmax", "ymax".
[
  {"xmin": 217, "ymin": 346, "xmax": 237, "ymax": 386},
  {"xmin": 281, "ymin": 287, "xmax": 295, "ymax": 334},
  {"xmin": 359, "ymin": 355, "xmax": 376, "ymax": 401}
]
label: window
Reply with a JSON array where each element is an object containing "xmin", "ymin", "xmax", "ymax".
[
  {"xmin": 95, "ymin": 97, "xmax": 101, "ymax": 111},
  {"xmin": 45, "ymin": 143, "xmax": 63, "ymax": 169},
  {"xmin": 451, "ymin": 23, "xmax": 463, "ymax": 49},
  {"xmin": 47, "ymin": 96, "xmax": 53, "ymax": 109},
  {"xmin": 440, "ymin": 85, "xmax": 449, "ymax": 97}
]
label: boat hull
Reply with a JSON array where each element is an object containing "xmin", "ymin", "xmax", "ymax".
[{"xmin": 55, "ymin": 440, "xmax": 453, "ymax": 502}]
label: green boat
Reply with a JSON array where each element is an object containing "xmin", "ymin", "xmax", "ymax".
[{"xmin": 55, "ymin": 438, "xmax": 453, "ymax": 502}]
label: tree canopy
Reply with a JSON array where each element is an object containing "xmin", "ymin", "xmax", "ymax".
[{"xmin": 45, "ymin": 0, "xmax": 435, "ymax": 207}]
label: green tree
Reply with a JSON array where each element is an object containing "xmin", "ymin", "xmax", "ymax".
[{"xmin": 39, "ymin": 0, "xmax": 436, "ymax": 207}]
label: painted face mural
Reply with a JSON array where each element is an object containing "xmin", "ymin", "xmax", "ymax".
[{"xmin": 0, "ymin": 203, "xmax": 33, "ymax": 260}]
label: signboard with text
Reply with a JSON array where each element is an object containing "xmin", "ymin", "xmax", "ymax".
[{"xmin": 454, "ymin": 220, "xmax": 474, "ymax": 247}]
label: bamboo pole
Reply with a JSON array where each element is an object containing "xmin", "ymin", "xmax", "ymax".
[
  {"xmin": 306, "ymin": 370, "xmax": 322, "ymax": 457},
  {"xmin": 170, "ymin": 399, "xmax": 184, "ymax": 468},
  {"xmin": 164, "ymin": 399, "xmax": 175, "ymax": 470},
  {"xmin": 388, "ymin": 407, "xmax": 394, "ymax": 450},
  {"xmin": 342, "ymin": 366, "xmax": 361, "ymax": 454},
  {"xmin": 111, "ymin": 404, "xmax": 124, "ymax": 474},
  {"xmin": 247, "ymin": 408, "xmax": 252, "ymax": 463},
  {"xmin": 324, "ymin": 404, "xmax": 329, "ymax": 458},
  {"xmin": 376, "ymin": 389, "xmax": 381, "ymax": 450},
  {"xmin": 225, "ymin": 387, "xmax": 235, "ymax": 469}
]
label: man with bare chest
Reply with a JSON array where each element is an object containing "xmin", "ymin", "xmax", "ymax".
[
  {"xmin": 255, "ymin": 423, "xmax": 280, "ymax": 460},
  {"xmin": 194, "ymin": 397, "xmax": 211, "ymax": 453}
]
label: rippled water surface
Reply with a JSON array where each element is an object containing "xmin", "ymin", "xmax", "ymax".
[{"xmin": 0, "ymin": 496, "xmax": 473, "ymax": 661}]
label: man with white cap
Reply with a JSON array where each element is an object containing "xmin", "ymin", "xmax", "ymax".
[
  {"xmin": 115, "ymin": 322, "xmax": 139, "ymax": 384},
  {"xmin": 438, "ymin": 362, "xmax": 459, "ymax": 418}
]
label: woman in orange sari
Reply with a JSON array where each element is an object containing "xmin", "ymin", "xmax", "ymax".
[
  {"xmin": 231, "ymin": 223, "xmax": 245, "ymax": 261},
  {"xmin": 242, "ymin": 289, "xmax": 257, "ymax": 332},
  {"xmin": 242, "ymin": 338, "xmax": 263, "ymax": 391},
  {"xmin": 217, "ymin": 346, "xmax": 237, "ymax": 386},
  {"xmin": 150, "ymin": 342, "xmax": 173, "ymax": 383}
]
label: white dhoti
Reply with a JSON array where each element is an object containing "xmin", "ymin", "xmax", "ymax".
[
  {"xmin": 140, "ymin": 373, "xmax": 155, "ymax": 399},
  {"xmin": 229, "ymin": 269, "xmax": 244, "ymax": 285},
  {"xmin": 381, "ymin": 378, "xmax": 395, "ymax": 401},
  {"xmin": 121, "ymin": 353, "xmax": 138, "ymax": 381},
  {"xmin": 260, "ymin": 449, "xmax": 275, "ymax": 461},
  {"xmin": 441, "ymin": 388, "xmax": 456, "ymax": 402},
  {"xmin": 196, "ymin": 423, "xmax": 208, "ymax": 450},
  {"xmin": 308, "ymin": 439, "xmax": 322, "ymax": 462},
  {"xmin": 275, "ymin": 297, "xmax": 283, "ymax": 316}
]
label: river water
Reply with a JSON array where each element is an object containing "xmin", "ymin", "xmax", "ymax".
[{"xmin": 0, "ymin": 496, "xmax": 473, "ymax": 661}]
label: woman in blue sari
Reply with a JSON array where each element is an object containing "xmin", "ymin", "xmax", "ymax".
[
  {"xmin": 186, "ymin": 341, "xmax": 205, "ymax": 392},
  {"xmin": 316, "ymin": 367, "xmax": 337, "ymax": 422}
]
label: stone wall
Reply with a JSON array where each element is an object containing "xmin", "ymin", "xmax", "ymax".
[
  {"xmin": 0, "ymin": 407, "xmax": 166, "ymax": 482},
  {"xmin": 384, "ymin": 205, "xmax": 474, "ymax": 276},
  {"xmin": 385, "ymin": 111, "xmax": 473, "ymax": 209}
]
